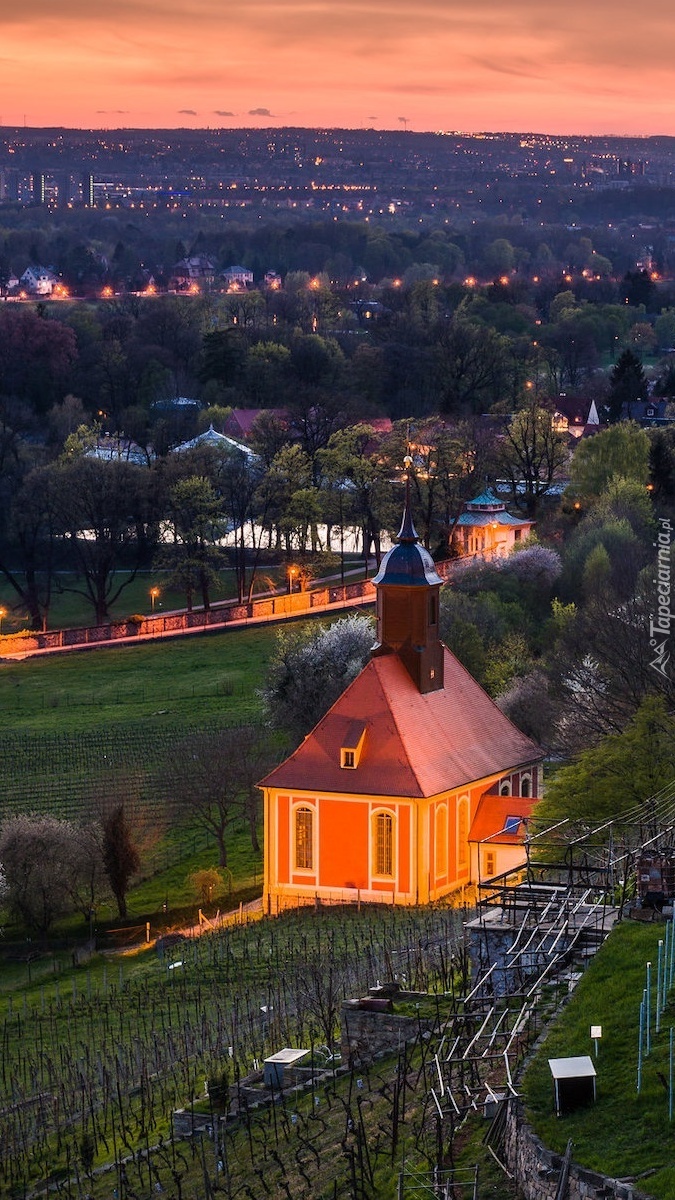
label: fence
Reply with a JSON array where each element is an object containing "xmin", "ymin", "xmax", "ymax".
[{"xmin": 0, "ymin": 578, "xmax": 378, "ymax": 658}]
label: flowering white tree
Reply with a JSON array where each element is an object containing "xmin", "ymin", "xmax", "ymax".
[
  {"xmin": 262, "ymin": 614, "xmax": 375, "ymax": 741},
  {"xmin": 501, "ymin": 544, "xmax": 563, "ymax": 588},
  {"xmin": 0, "ymin": 814, "xmax": 107, "ymax": 934}
]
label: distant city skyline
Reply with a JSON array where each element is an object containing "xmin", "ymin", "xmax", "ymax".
[{"xmin": 1, "ymin": 0, "xmax": 674, "ymax": 136}]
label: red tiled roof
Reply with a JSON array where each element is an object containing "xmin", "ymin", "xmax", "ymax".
[
  {"xmin": 261, "ymin": 647, "xmax": 542, "ymax": 799},
  {"xmin": 224, "ymin": 408, "xmax": 288, "ymax": 439},
  {"xmin": 468, "ymin": 794, "xmax": 536, "ymax": 844}
]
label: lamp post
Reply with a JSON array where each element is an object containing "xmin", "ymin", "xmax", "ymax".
[
  {"xmin": 150, "ymin": 587, "xmax": 160, "ymax": 613},
  {"xmin": 288, "ymin": 567, "xmax": 297, "ymax": 595},
  {"xmin": 0, "ymin": 607, "xmax": 6, "ymax": 635}
]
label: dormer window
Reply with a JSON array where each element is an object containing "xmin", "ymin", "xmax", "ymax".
[{"xmin": 340, "ymin": 720, "xmax": 366, "ymax": 769}]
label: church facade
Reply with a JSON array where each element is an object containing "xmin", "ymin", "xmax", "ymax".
[{"xmin": 261, "ymin": 484, "xmax": 543, "ymax": 912}]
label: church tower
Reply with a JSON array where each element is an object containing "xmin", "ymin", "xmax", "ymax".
[{"xmin": 372, "ymin": 457, "xmax": 444, "ymax": 693}]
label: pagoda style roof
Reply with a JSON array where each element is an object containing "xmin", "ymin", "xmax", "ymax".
[
  {"xmin": 455, "ymin": 510, "xmax": 532, "ymax": 528},
  {"xmin": 464, "ymin": 488, "xmax": 504, "ymax": 511},
  {"xmin": 260, "ymin": 646, "xmax": 542, "ymax": 800}
]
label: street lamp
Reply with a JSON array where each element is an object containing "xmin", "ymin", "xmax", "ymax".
[
  {"xmin": 150, "ymin": 587, "xmax": 160, "ymax": 613},
  {"xmin": 0, "ymin": 607, "xmax": 6, "ymax": 635},
  {"xmin": 288, "ymin": 567, "xmax": 297, "ymax": 595}
]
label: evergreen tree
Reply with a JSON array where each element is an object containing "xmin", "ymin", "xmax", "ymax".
[
  {"xmin": 101, "ymin": 806, "xmax": 140, "ymax": 920},
  {"xmin": 607, "ymin": 349, "xmax": 647, "ymax": 422}
]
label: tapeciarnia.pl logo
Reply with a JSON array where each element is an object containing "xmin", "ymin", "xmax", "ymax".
[{"xmin": 650, "ymin": 516, "xmax": 673, "ymax": 679}]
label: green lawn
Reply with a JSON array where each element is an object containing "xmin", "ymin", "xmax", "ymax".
[
  {"xmin": 0, "ymin": 566, "xmax": 289, "ymax": 633},
  {"xmin": 523, "ymin": 919, "xmax": 675, "ymax": 1194},
  {"xmin": 0, "ymin": 623, "xmax": 278, "ymax": 733}
]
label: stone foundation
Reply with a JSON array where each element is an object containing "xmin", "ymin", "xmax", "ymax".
[{"xmin": 504, "ymin": 1097, "xmax": 652, "ymax": 1200}]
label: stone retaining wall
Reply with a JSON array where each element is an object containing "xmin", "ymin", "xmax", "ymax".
[
  {"xmin": 340, "ymin": 1000, "xmax": 426, "ymax": 1065},
  {"xmin": 504, "ymin": 1097, "xmax": 652, "ymax": 1200}
]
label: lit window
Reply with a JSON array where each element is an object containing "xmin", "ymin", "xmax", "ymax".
[
  {"xmin": 374, "ymin": 811, "xmax": 394, "ymax": 876},
  {"xmin": 295, "ymin": 807, "xmax": 313, "ymax": 870}
]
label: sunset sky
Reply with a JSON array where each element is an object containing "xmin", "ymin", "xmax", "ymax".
[{"xmin": 1, "ymin": 0, "xmax": 674, "ymax": 135}]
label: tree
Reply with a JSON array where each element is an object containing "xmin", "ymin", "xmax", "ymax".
[
  {"xmin": 52, "ymin": 455, "xmax": 149, "ymax": 624},
  {"xmin": 606, "ymin": 349, "xmax": 648, "ymax": 422},
  {"xmin": 547, "ymin": 584, "xmax": 675, "ymax": 752},
  {"xmin": 188, "ymin": 868, "xmax": 224, "ymax": 905},
  {"xmin": 101, "ymin": 805, "xmax": 140, "ymax": 919},
  {"xmin": 536, "ymin": 697, "xmax": 675, "ymax": 824},
  {"xmin": 212, "ymin": 447, "xmax": 269, "ymax": 602},
  {"xmin": 261, "ymin": 615, "xmax": 374, "ymax": 742},
  {"xmin": 568, "ymin": 421, "xmax": 650, "ymax": 500},
  {"xmin": 0, "ymin": 815, "xmax": 77, "ymax": 934},
  {"xmin": 159, "ymin": 728, "xmax": 261, "ymax": 867},
  {"xmin": 436, "ymin": 319, "xmax": 509, "ymax": 415},
  {"xmin": 495, "ymin": 402, "xmax": 568, "ymax": 517},
  {"xmin": 379, "ymin": 417, "xmax": 495, "ymax": 552},
  {"xmin": 162, "ymin": 474, "xmax": 224, "ymax": 610},
  {"xmin": 0, "ymin": 307, "xmax": 77, "ymax": 411},
  {"xmin": 0, "ymin": 465, "xmax": 59, "ymax": 630}
]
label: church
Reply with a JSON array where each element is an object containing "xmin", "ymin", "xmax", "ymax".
[{"xmin": 261, "ymin": 476, "xmax": 543, "ymax": 912}]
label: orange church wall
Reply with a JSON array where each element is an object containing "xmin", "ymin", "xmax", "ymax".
[
  {"xmin": 398, "ymin": 804, "xmax": 411, "ymax": 894},
  {"xmin": 319, "ymin": 797, "xmax": 369, "ymax": 889},
  {"xmin": 277, "ymin": 794, "xmax": 290, "ymax": 885}
]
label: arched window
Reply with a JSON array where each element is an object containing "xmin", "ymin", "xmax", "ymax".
[
  {"xmin": 457, "ymin": 797, "xmax": 469, "ymax": 867},
  {"xmin": 435, "ymin": 804, "xmax": 448, "ymax": 877},
  {"xmin": 521, "ymin": 775, "xmax": 531, "ymax": 798},
  {"xmin": 295, "ymin": 807, "xmax": 313, "ymax": 871},
  {"xmin": 500, "ymin": 779, "xmax": 512, "ymax": 797},
  {"xmin": 374, "ymin": 811, "xmax": 394, "ymax": 877}
]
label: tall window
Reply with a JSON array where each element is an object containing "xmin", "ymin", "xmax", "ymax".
[
  {"xmin": 295, "ymin": 807, "xmax": 313, "ymax": 870},
  {"xmin": 375, "ymin": 811, "xmax": 394, "ymax": 876},
  {"xmin": 458, "ymin": 797, "xmax": 469, "ymax": 867},
  {"xmin": 521, "ymin": 775, "xmax": 531, "ymax": 798},
  {"xmin": 435, "ymin": 804, "xmax": 448, "ymax": 877}
]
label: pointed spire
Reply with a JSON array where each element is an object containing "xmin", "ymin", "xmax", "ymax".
[{"xmin": 397, "ymin": 454, "xmax": 418, "ymax": 543}]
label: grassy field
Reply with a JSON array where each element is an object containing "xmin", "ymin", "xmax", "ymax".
[
  {"xmin": 523, "ymin": 918, "xmax": 675, "ymax": 1196},
  {"xmin": 0, "ymin": 625, "xmax": 282, "ymax": 839}
]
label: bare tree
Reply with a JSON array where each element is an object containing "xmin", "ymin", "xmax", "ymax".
[{"xmin": 159, "ymin": 728, "xmax": 258, "ymax": 867}]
